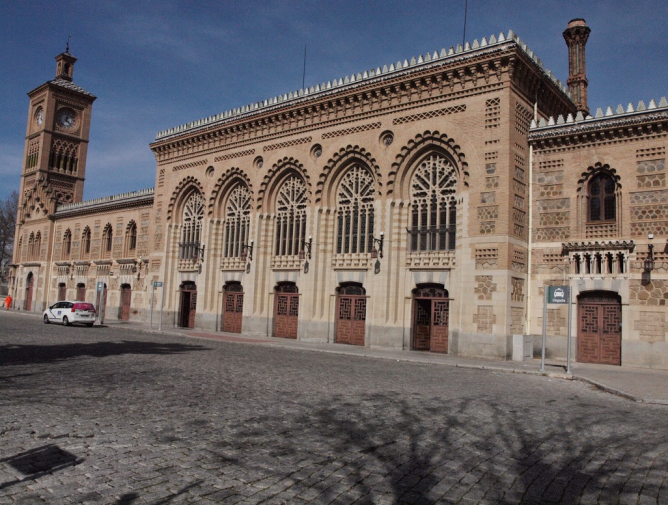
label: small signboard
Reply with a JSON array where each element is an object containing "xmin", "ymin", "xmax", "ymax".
[
  {"xmin": 96, "ymin": 281, "xmax": 104, "ymax": 291},
  {"xmin": 548, "ymin": 286, "xmax": 568, "ymax": 304},
  {"xmin": 154, "ymin": 281, "xmax": 163, "ymax": 288}
]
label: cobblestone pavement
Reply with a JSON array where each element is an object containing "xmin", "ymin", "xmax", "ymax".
[{"xmin": 1, "ymin": 313, "xmax": 668, "ymax": 504}]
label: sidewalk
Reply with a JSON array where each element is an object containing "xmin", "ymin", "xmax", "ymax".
[{"xmin": 5, "ymin": 310, "xmax": 668, "ymax": 405}]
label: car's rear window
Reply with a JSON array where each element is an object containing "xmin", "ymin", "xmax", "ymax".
[{"xmin": 73, "ymin": 303, "xmax": 95, "ymax": 311}]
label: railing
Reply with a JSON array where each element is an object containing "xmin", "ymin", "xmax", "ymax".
[
  {"xmin": 179, "ymin": 242, "xmax": 205, "ymax": 262},
  {"xmin": 407, "ymin": 228, "xmax": 455, "ymax": 252}
]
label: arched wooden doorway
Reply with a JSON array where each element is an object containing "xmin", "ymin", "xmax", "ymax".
[
  {"xmin": 120, "ymin": 284, "xmax": 132, "ymax": 321},
  {"xmin": 411, "ymin": 284, "xmax": 450, "ymax": 353},
  {"xmin": 578, "ymin": 291, "xmax": 622, "ymax": 365},
  {"xmin": 179, "ymin": 281, "xmax": 197, "ymax": 328},
  {"xmin": 274, "ymin": 282, "xmax": 298, "ymax": 339},
  {"xmin": 222, "ymin": 282, "xmax": 244, "ymax": 333},
  {"xmin": 58, "ymin": 282, "xmax": 67, "ymax": 301},
  {"xmin": 335, "ymin": 283, "xmax": 367, "ymax": 346},
  {"xmin": 76, "ymin": 283, "xmax": 86, "ymax": 301},
  {"xmin": 25, "ymin": 273, "xmax": 34, "ymax": 311}
]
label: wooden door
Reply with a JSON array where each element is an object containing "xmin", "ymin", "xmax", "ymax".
[
  {"xmin": 413, "ymin": 299, "xmax": 431, "ymax": 351},
  {"xmin": 58, "ymin": 284, "xmax": 67, "ymax": 301},
  {"xmin": 578, "ymin": 293, "xmax": 621, "ymax": 365},
  {"xmin": 274, "ymin": 283, "xmax": 298, "ymax": 339},
  {"xmin": 77, "ymin": 284, "xmax": 86, "ymax": 301},
  {"xmin": 223, "ymin": 284, "xmax": 243, "ymax": 333},
  {"xmin": 188, "ymin": 291, "xmax": 197, "ymax": 328},
  {"xmin": 335, "ymin": 285, "xmax": 367, "ymax": 346},
  {"xmin": 430, "ymin": 299, "xmax": 449, "ymax": 353},
  {"xmin": 25, "ymin": 275, "xmax": 34, "ymax": 311},
  {"xmin": 179, "ymin": 284, "xmax": 197, "ymax": 329},
  {"xmin": 412, "ymin": 285, "xmax": 450, "ymax": 353},
  {"xmin": 120, "ymin": 286, "xmax": 131, "ymax": 321}
]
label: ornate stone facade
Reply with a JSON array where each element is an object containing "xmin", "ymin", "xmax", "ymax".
[{"xmin": 8, "ymin": 21, "xmax": 668, "ymax": 368}]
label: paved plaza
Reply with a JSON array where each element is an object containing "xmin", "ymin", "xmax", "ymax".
[{"xmin": 1, "ymin": 312, "xmax": 667, "ymax": 504}]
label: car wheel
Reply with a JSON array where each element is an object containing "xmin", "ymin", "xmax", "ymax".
[
  {"xmin": 43, "ymin": 314, "xmax": 50, "ymax": 324},
  {"xmin": 62, "ymin": 316, "xmax": 70, "ymax": 326},
  {"xmin": 86, "ymin": 323, "xmax": 94, "ymax": 327}
]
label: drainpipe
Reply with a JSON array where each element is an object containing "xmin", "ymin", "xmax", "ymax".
[{"xmin": 526, "ymin": 98, "xmax": 538, "ymax": 335}]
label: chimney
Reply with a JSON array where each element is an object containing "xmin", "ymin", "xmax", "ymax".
[{"xmin": 563, "ymin": 18, "xmax": 591, "ymax": 115}]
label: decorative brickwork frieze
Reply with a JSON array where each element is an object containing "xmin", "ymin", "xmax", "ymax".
[
  {"xmin": 511, "ymin": 277, "xmax": 525, "ymax": 302},
  {"xmin": 322, "ymin": 122, "xmax": 381, "ymax": 139},
  {"xmin": 473, "ymin": 305, "xmax": 496, "ymax": 332},
  {"xmin": 263, "ymin": 136, "xmax": 312, "ymax": 152},
  {"xmin": 485, "ymin": 163, "xmax": 497, "ymax": 174},
  {"xmin": 631, "ymin": 205, "xmax": 668, "ymax": 220},
  {"xmin": 629, "ymin": 190, "xmax": 668, "ymax": 204},
  {"xmin": 513, "ymin": 223, "xmax": 526, "ymax": 239},
  {"xmin": 535, "ymin": 228, "xmax": 569, "ymax": 241},
  {"xmin": 539, "ymin": 211, "xmax": 569, "ymax": 227},
  {"xmin": 514, "ymin": 195, "xmax": 525, "ymax": 208},
  {"xmin": 475, "ymin": 275, "xmax": 497, "ymax": 300},
  {"xmin": 485, "ymin": 152, "xmax": 498, "ymax": 161},
  {"xmin": 538, "ymin": 159, "xmax": 564, "ymax": 171},
  {"xmin": 637, "ymin": 158, "xmax": 665, "ymax": 173},
  {"xmin": 535, "ymin": 170, "xmax": 564, "ymax": 184},
  {"xmin": 485, "ymin": 98, "xmax": 500, "ymax": 129},
  {"xmin": 512, "ymin": 208, "xmax": 526, "ymax": 224},
  {"xmin": 213, "ymin": 149, "xmax": 255, "ymax": 162},
  {"xmin": 637, "ymin": 173, "xmax": 666, "ymax": 188},
  {"xmin": 513, "ymin": 180, "xmax": 526, "ymax": 195},
  {"xmin": 630, "ymin": 221, "xmax": 668, "ymax": 237},
  {"xmin": 485, "ymin": 140, "xmax": 500, "ymax": 146},
  {"xmin": 475, "ymin": 248, "xmax": 498, "ymax": 269},
  {"xmin": 514, "ymin": 166, "xmax": 525, "ymax": 181},
  {"xmin": 539, "ymin": 184, "xmax": 564, "ymax": 198},
  {"xmin": 537, "ymin": 199, "xmax": 570, "ymax": 211},
  {"xmin": 634, "ymin": 312, "xmax": 667, "ymax": 342},
  {"xmin": 485, "ymin": 177, "xmax": 499, "ymax": 190},
  {"xmin": 514, "ymin": 153, "xmax": 526, "ymax": 168},
  {"xmin": 158, "ymin": 169, "xmax": 165, "ymax": 188},
  {"xmin": 478, "ymin": 206, "xmax": 499, "ymax": 220},
  {"xmin": 629, "ymin": 280, "xmax": 668, "ymax": 306},
  {"xmin": 515, "ymin": 102, "xmax": 533, "ymax": 136},
  {"xmin": 511, "ymin": 247, "xmax": 527, "ymax": 273},
  {"xmin": 392, "ymin": 105, "xmax": 465, "ymax": 125},
  {"xmin": 173, "ymin": 159, "xmax": 208, "ymax": 172},
  {"xmin": 636, "ymin": 146, "xmax": 666, "ymax": 159},
  {"xmin": 480, "ymin": 221, "xmax": 496, "ymax": 234}
]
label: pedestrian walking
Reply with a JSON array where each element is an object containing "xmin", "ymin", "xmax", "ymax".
[{"xmin": 5, "ymin": 294, "xmax": 12, "ymax": 310}]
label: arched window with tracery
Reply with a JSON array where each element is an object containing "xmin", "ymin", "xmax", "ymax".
[
  {"xmin": 81, "ymin": 227, "xmax": 91, "ymax": 259},
  {"xmin": 274, "ymin": 176, "xmax": 307, "ymax": 256},
  {"xmin": 125, "ymin": 221, "xmax": 137, "ymax": 256},
  {"xmin": 588, "ymin": 173, "xmax": 616, "ymax": 222},
  {"xmin": 180, "ymin": 193, "xmax": 204, "ymax": 259},
  {"xmin": 409, "ymin": 153, "xmax": 457, "ymax": 251},
  {"xmin": 62, "ymin": 229, "xmax": 72, "ymax": 260},
  {"xmin": 27, "ymin": 233, "xmax": 35, "ymax": 260},
  {"xmin": 336, "ymin": 165, "xmax": 375, "ymax": 254},
  {"xmin": 224, "ymin": 184, "xmax": 251, "ymax": 258},
  {"xmin": 16, "ymin": 237, "xmax": 22, "ymax": 262},
  {"xmin": 102, "ymin": 224, "xmax": 113, "ymax": 258}
]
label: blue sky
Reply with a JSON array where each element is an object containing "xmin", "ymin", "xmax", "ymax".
[{"xmin": 1, "ymin": 0, "xmax": 667, "ymax": 202}]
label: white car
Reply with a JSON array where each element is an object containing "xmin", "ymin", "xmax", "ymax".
[{"xmin": 43, "ymin": 301, "xmax": 96, "ymax": 327}]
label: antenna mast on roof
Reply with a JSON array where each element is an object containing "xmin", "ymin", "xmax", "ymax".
[
  {"xmin": 66, "ymin": 33, "xmax": 72, "ymax": 53},
  {"xmin": 462, "ymin": 0, "xmax": 468, "ymax": 47}
]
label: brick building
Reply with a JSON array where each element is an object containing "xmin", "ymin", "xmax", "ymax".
[{"xmin": 8, "ymin": 20, "xmax": 668, "ymax": 368}]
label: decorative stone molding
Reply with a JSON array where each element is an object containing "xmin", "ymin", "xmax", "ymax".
[
  {"xmin": 315, "ymin": 145, "xmax": 382, "ymax": 204},
  {"xmin": 208, "ymin": 167, "xmax": 254, "ymax": 217},
  {"xmin": 167, "ymin": 176, "xmax": 204, "ymax": 221},
  {"xmin": 257, "ymin": 157, "xmax": 311, "ymax": 211}
]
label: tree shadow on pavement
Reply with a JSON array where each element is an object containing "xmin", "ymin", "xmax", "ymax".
[{"xmin": 0, "ymin": 340, "xmax": 209, "ymax": 366}]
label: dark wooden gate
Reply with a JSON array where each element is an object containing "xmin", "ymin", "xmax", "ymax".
[
  {"xmin": 335, "ymin": 284, "xmax": 366, "ymax": 346},
  {"xmin": 412, "ymin": 285, "xmax": 450, "ymax": 353},
  {"xmin": 274, "ymin": 282, "xmax": 298, "ymax": 339},
  {"xmin": 76, "ymin": 284, "xmax": 86, "ymax": 301},
  {"xmin": 120, "ymin": 285, "xmax": 132, "ymax": 321},
  {"xmin": 25, "ymin": 274, "xmax": 34, "ymax": 311},
  {"xmin": 58, "ymin": 283, "xmax": 67, "ymax": 301},
  {"xmin": 179, "ymin": 283, "xmax": 197, "ymax": 328},
  {"xmin": 578, "ymin": 292, "xmax": 621, "ymax": 365},
  {"xmin": 223, "ymin": 283, "xmax": 244, "ymax": 333}
]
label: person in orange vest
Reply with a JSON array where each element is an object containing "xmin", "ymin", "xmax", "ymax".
[{"xmin": 5, "ymin": 294, "xmax": 12, "ymax": 310}]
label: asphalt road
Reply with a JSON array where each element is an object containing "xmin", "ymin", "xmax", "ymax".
[{"xmin": 1, "ymin": 312, "xmax": 667, "ymax": 504}]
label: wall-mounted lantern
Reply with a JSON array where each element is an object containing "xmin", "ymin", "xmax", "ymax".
[
  {"xmin": 241, "ymin": 239, "xmax": 254, "ymax": 262},
  {"xmin": 299, "ymin": 236, "xmax": 312, "ymax": 260},
  {"xmin": 370, "ymin": 232, "xmax": 384, "ymax": 259}
]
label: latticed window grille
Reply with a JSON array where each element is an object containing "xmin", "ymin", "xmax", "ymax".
[
  {"xmin": 125, "ymin": 222, "xmax": 137, "ymax": 256},
  {"xmin": 223, "ymin": 184, "xmax": 251, "ymax": 258},
  {"xmin": 588, "ymin": 173, "xmax": 616, "ymax": 222},
  {"xmin": 180, "ymin": 193, "xmax": 204, "ymax": 260},
  {"xmin": 336, "ymin": 165, "xmax": 376, "ymax": 254},
  {"xmin": 81, "ymin": 227, "xmax": 91, "ymax": 259},
  {"xmin": 409, "ymin": 154, "xmax": 457, "ymax": 251},
  {"xmin": 274, "ymin": 176, "xmax": 307, "ymax": 256},
  {"xmin": 102, "ymin": 224, "xmax": 113, "ymax": 258}
]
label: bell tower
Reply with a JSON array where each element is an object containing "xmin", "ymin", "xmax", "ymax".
[
  {"xmin": 18, "ymin": 48, "xmax": 96, "ymax": 224},
  {"xmin": 563, "ymin": 18, "xmax": 591, "ymax": 115}
]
